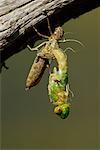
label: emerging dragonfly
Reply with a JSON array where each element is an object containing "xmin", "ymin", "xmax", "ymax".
[{"xmin": 26, "ymin": 9, "xmax": 83, "ymax": 119}]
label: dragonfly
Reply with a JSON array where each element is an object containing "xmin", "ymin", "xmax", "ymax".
[{"xmin": 26, "ymin": 9, "xmax": 83, "ymax": 119}]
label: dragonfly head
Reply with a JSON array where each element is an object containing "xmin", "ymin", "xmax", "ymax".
[
  {"xmin": 54, "ymin": 103, "xmax": 70, "ymax": 119},
  {"xmin": 53, "ymin": 27, "xmax": 64, "ymax": 40}
]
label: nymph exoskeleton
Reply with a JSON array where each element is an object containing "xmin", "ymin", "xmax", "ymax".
[{"xmin": 25, "ymin": 52, "xmax": 49, "ymax": 90}]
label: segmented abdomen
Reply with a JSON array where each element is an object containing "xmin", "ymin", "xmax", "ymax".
[{"xmin": 26, "ymin": 55, "xmax": 48, "ymax": 90}]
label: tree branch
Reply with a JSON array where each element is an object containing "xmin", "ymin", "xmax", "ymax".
[{"xmin": 0, "ymin": 0, "xmax": 99, "ymax": 63}]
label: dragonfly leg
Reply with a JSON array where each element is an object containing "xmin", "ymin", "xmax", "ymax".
[
  {"xmin": 59, "ymin": 39, "xmax": 84, "ymax": 47},
  {"xmin": 64, "ymin": 47, "xmax": 76, "ymax": 53},
  {"xmin": 42, "ymin": 9, "xmax": 53, "ymax": 35},
  {"xmin": 27, "ymin": 42, "xmax": 46, "ymax": 51},
  {"xmin": 66, "ymin": 84, "xmax": 74, "ymax": 100},
  {"xmin": 33, "ymin": 26, "xmax": 48, "ymax": 39},
  {"xmin": 27, "ymin": 45, "xmax": 38, "ymax": 51}
]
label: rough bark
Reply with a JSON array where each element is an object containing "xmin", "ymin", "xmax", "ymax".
[{"xmin": 0, "ymin": 0, "xmax": 99, "ymax": 63}]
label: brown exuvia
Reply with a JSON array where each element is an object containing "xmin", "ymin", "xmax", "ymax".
[{"xmin": 25, "ymin": 52, "xmax": 49, "ymax": 90}]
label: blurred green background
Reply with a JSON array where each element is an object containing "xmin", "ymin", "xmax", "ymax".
[{"xmin": 1, "ymin": 8, "xmax": 100, "ymax": 150}]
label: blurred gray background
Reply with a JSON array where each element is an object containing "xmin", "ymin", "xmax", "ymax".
[{"xmin": 1, "ymin": 8, "xmax": 100, "ymax": 150}]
